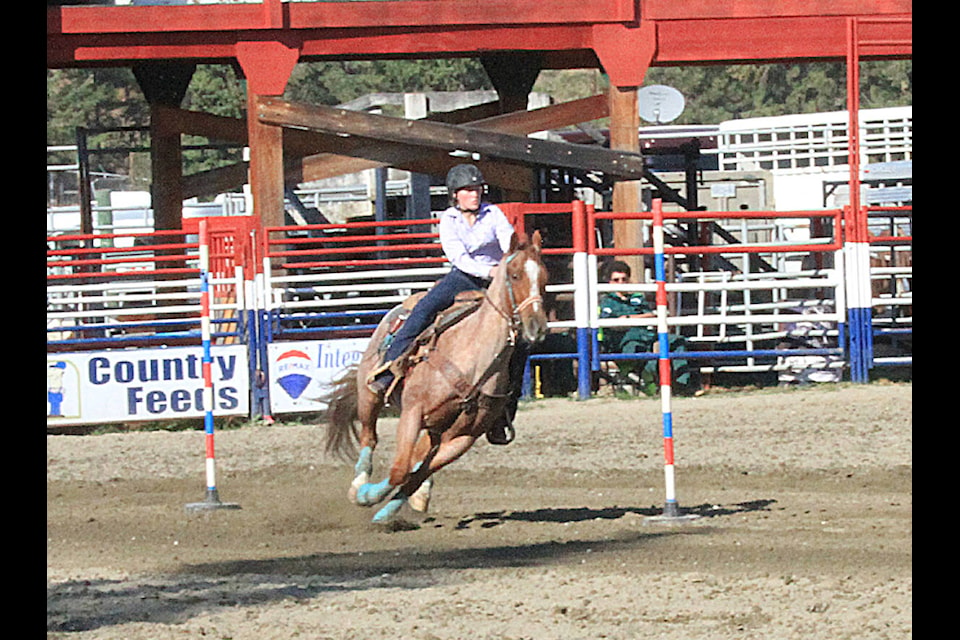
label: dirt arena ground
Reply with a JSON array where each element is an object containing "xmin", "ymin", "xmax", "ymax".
[{"xmin": 47, "ymin": 382, "xmax": 911, "ymax": 639}]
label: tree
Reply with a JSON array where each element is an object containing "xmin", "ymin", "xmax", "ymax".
[
  {"xmin": 284, "ymin": 59, "xmax": 492, "ymax": 109},
  {"xmin": 643, "ymin": 60, "xmax": 911, "ymax": 124},
  {"xmin": 181, "ymin": 64, "xmax": 247, "ymax": 175}
]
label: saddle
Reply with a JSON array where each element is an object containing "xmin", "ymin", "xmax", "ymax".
[{"xmin": 366, "ymin": 290, "xmax": 486, "ymax": 393}]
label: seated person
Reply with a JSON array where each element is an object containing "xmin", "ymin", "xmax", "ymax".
[{"xmin": 599, "ymin": 260, "xmax": 700, "ymax": 395}]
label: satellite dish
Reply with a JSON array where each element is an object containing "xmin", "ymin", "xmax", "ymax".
[{"xmin": 638, "ymin": 85, "xmax": 685, "ymax": 124}]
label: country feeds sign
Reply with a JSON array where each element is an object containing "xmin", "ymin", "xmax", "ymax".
[{"xmin": 46, "ymin": 345, "xmax": 249, "ymax": 425}]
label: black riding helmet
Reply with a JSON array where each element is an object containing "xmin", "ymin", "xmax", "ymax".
[{"xmin": 445, "ymin": 164, "xmax": 485, "ymax": 203}]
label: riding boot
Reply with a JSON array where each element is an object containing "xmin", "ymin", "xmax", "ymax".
[
  {"xmin": 486, "ymin": 343, "xmax": 528, "ymax": 445},
  {"xmin": 485, "ymin": 396, "xmax": 517, "ymax": 445},
  {"xmin": 367, "ymin": 368, "xmax": 395, "ymax": 395}
]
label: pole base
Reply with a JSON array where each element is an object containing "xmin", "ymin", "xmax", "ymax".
[
  {"xmin": 185, "ymin": 488, "xmax": 241, "ymax": 512},
  {"xmin": 643, "ymin": 501, "xmax": 700, "ymax": 525}
]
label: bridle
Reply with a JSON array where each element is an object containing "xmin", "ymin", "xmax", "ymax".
[{"xmin": 486, "ymin": 248, "xmax": 543, "ymax": 344}]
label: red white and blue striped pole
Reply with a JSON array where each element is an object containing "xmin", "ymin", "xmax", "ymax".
[
  {"xmin": 186, "ymin": 219, "xmax": 240, "ymax": 512},
  {"xmin": 648, "ymin": 199, "xmax": 696, "ymax": 523},
  {"xmin": 571, "ymin": 200, "xmax": 593, "ymax": 400},
  {"xmin": 844, "ymin": 18, "xmax": 873, "ymax": 383}
]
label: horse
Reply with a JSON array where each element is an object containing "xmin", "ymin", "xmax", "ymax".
[{"xmin": 321, "ymin": 230, "xmax": 549, "ymax": 525}]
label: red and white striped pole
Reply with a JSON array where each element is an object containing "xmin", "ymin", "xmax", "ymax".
[
  {"xmin": 186, "ymin": 219, "xmax": 240, "ymax": 512},
  {"xmin": 648, "ymin": 200, "xmax": 697, "ymax": 523}
]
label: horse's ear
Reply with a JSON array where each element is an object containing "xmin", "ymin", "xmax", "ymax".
[
  {"xmin": 509, "ymin": 231, "xmax": 523, "ymax": 253},
  {"xmin": 532, "ymin": 230, "xmax": 543, "ymax": 253}
]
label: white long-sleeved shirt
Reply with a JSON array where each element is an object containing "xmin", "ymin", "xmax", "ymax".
[{"xmin": 438, "ymin": 203, "xmax": 516, "ymax": 279}]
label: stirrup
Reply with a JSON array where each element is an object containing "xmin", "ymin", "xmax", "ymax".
[{"xmin": 366, "ymin": 360, "xmax": 400, "ymax": 395}]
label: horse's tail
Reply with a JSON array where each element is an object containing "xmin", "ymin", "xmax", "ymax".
[{"xmin": 320, "ymin": 364, "xmax": 361, "ymax": 461}]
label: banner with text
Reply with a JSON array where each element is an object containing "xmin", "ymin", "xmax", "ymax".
[
  {"xmin": 267, "ymin": 338, "xmax": 370, "ymax": 414},
  {"xmin": 47, "ymin": 345, "xmax": 250, "ymax": 425}
]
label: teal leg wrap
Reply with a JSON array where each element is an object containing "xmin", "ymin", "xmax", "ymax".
[
  {"xmin": 355, "ymin": 446, "xmax": 373, "ymax": 476},
  {"xmin": 372, "ymin": 496, "xmax": 407, "ymax": 523},
  {"xmin": 355, "ymin": 477, "xmax": 394, "ymax": 506}
]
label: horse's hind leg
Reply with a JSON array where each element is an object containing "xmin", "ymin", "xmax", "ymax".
[
  {"xmin": 407, "ymin": 476, "xmax": 433, "ymax": 513},
  {"xmin": 355, "ymin": 403, "xmax": 422, "ymax": 508},
  {"xmin": 348, "ymin": 381, "xmax": 384, "ymax": 505}
]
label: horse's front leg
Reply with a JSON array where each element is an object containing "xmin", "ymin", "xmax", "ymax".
[
  {"xmin": 372, "ymin": 433, "xmax": 439, "ymax": 523},
  {"xmin": 371, "ymin": 431, "xmax": 478, "ymax": 524}
]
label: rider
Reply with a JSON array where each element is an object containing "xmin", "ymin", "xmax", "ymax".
[{"xmin": 367, "ymin": 163, "xmax": 524, "ymax": 444}]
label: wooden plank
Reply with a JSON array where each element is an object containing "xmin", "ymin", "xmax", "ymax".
[
  {"xmin": 182, "ymin": 162, "xmax": 249, "ymax": 201},
  {"xmin": 161, "ymin": 92, "xmax": 608, "ymax": 154},
  {"xmin": 467, "ymin": 93, "xmax": 609, "ymax": 135},
  {"xmin": 256, "ymin": 97, "xmax": 644, "ymax": 179},
  {"xmin": 643, "ymin": 0, "xmax": 911, "ymax": 21},
  {"xmin": 295, "ymin": 93, "xmax": 610, "ymax": 185},
  {"xmin": 52, "ymin": 1, "xmax": 634, "ymax": 34},
  {"xmin": 247, "ymin": 94, "xmax": 285, "ymax": 228},
  {"xmin": 171, "ymin": 93, "xmax": 611, "ymax": 195}
]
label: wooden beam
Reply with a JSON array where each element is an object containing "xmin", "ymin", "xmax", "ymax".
[
  {"xmin": 294, "ymin": 93, "xmax": 610, "ymax": 184},
  {"xmin": 468, "ymin": 93, "xmax": 608, "ymax": 135},
  {"xmin": 609, "ymin": 84, "xmax": 644, "ymax": 279},
  {"xmin": 170, "ymin": 93, "xmax": 611, "ymax": 197},
  {"xmin": 182, "ymin": 162, "xmax": 249, "ymax": 201},
  {"xmin": 247, "ymin": 93, "xmax": 285, "ymax": 228},
  {"xmin": 256, "ymin": 97, "xmax": 644, "ymax": 179},
  {"xmin": 162, "ymin": 93, "xmax": 609, "ymax": 146}
]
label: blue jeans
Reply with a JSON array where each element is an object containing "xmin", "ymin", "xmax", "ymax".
[{"xmin": 383, "ymin": 268, "xmax": 490, "ymax": 363}]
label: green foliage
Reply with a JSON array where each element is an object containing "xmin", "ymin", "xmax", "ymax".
[
  {"xmin": 644, "ymin": 60, "xmax": 911, "ymax": 124},
  {"xmin": 285, "ymin": 59, "xmax": 492, "ymax": 108},
  {"xmin": 181, "ymin": 64, "xmax": 247, "ymax": 175},
  {"xmin": 47, "ymin": 67, "xmax": 148, "ymax": 146}
]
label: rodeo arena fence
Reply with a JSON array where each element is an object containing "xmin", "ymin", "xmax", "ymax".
[{"xmin": 47, "ymin": 193, "xmax": 912, "ymax": 427}]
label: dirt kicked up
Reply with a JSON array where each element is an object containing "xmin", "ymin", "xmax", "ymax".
[{"xmin": 48, "ymin": 382, "xmax": 911, "ymax": 639}]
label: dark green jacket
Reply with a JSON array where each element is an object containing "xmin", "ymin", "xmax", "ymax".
[{"xmin": 599, "ymin": 292, "xmax": 656, "ymax": 352}]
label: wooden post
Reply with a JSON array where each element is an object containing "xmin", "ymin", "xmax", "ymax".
[
  {"xmin": 247, "ymin": 93, "xmax": 286, "ymax": 229},
  {"xmin": 235, "ymin": 40, "xmax": 300, "ymax": 231},
  {"xmin": 150, "ymin": 105, "xmax": 186, "ymax": 232},
  {"xmin": 132, "ymin": 62, "xmax": 196, "ymax": 232},
  {"xmin": 609, "ymin": 84, "xmax": 644, "ymax": 280},
  {"xmin": 481, "ymin": 52, "xmax": 543, "ymax": 201}
]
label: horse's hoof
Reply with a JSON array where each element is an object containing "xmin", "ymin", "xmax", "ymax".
[
  {"xmin": 408, "ymin": 478, "xmax": 433, "ymax": 513},
  {"xmin": 348, "ymin": 472, "xmax": 369, "ymax": 505}
]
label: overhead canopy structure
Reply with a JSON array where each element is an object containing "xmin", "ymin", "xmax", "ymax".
[
  {"xmin": 47, "ymin": 1, "xmax": 912, "ymax": 85},
  {"xmin": 47, "ymin": 0, "xmax": 912, "ymax": 254}
]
